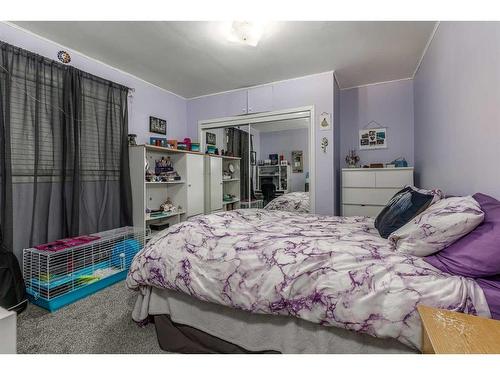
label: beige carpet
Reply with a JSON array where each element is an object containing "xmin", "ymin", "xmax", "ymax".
[{"xmin": 17, "ymin": 281, "xmax": 165, "ymax": 354}]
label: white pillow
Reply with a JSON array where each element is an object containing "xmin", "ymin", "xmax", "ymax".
[{"xmin": 389, "ymin": 196, "xmax": 484, "ymax": 256}]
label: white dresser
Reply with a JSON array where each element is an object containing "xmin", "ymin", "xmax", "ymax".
[{"xmin": 342, "ymin": 167, "xmax": 414, "ymax": 217}]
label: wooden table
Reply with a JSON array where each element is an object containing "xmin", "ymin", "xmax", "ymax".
[{"xmin": 418, "ymin": 305, "xmax": 500, "ymax": 354}]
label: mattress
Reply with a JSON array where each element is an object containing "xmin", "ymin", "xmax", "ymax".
[
  {"xmin": 133, "ymin": 287, "xmax": 416, "ymax": 354},
  {"xmin": 127, "ymin": 209, "xmax": 491, "ymax": 350}
]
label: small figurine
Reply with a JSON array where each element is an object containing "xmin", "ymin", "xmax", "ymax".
[
  {"xmin": 345, "ymin": 149, "xmax": 360, "ymax": 168},
  {"xmin": 160, "ymin": 197, "xmax": 176, "ymax": 213},
  {"xmin": 165, "ymin": 156, "xmax": 173, "ymax": 171},
  {"xmin": 128, "ymin": 134, "xmax": 137, "ymax": 146}
]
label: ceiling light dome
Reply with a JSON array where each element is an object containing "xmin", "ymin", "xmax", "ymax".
[{"xmin": 226, "ymin": 21, "xmax": 266, "ymax": 47}]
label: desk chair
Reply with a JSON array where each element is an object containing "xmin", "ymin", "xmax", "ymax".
[{"xmin": 261, "ymin": 183, "xmax": 276, "ymax": 206}]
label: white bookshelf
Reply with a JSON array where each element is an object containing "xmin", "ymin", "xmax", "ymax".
[
  {"xmin": 257, "ymin": 164, "xmax": 291, "ymax": 193},
  {"xmin": 129, "ymin": 145, "xmax": 205, "ymax": 240},
  {"xmin": 204, "ymin": 155, "xmax": 241, "ymax": 213}
]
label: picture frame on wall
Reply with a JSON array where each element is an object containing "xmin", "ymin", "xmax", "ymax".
[
  {"xmin": 206, "ymin": 132, "xmax": 216, "ymax": 145},
  {"xmin": 359, "ymin": 127, "xmax": 387, "ymax": 150},
  {"xmin": 149, "ymin": 116, "xmax": 167, "ymax": 135}
]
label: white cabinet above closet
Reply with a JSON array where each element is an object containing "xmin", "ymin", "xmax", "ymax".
[{"xmin": 247, "ymin": 86, "xmax": 273, "ymax": 114}]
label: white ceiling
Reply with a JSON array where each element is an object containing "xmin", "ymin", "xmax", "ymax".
[{"xmin": 12, "ymin": 21, "xmax": 436, "ymax": 98}]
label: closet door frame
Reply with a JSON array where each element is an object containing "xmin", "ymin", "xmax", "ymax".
[{"xmin": 198, "ymin": 106, "xmax": 316, "ymax": 214}]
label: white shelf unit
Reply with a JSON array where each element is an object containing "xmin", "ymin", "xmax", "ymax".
[
  {"xmin": 222, "ymin": 156, "xmax": 241, "ymax": 212},
  {"xmin": 205, "ymin": 155, "xmax": 241, "ymax": 213},
  {"xmin": 129, "ymin": 145, "xmax": 205, "ymax": 240},
  {"xmin": 256, "ymin": 164, "xmax": 291, "ymax": 194}
]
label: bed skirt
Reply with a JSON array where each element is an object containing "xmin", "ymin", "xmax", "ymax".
[
  {"xmin": 154, "ymin": 315, "xmax": 278, "ymax": 353},
  {"xmin": 133, "ymin": 287, "xmax": 417, "ymax": 354}
]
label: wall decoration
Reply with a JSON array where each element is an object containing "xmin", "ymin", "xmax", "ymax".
[
  {"xmin": 149, "ymin": 116, "xmax": 167, "ymax": 135},
  {"xmin": 319, "ymin": 112, "xmax": 331, "ymax": 131},
  {"xmin": 292, "ymin": 150, "xmax": 304, "ymax": 173},
  {"xmin": 57, "ymin": 50, "xmax": 71, "ymax": 64},
  {"xmin": 321, "ymin": 137, "xmax": 329, "ymax": 153},
  {"xmin": 359, "ymin": 127, "xmax": 387, "ymax": 150},
  {"xmin": 206, "ymin": 132, "xmax": 216, "ymax": 145}
]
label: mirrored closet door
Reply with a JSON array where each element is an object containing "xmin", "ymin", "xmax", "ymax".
[{"xmin": 200, "ymin": 111, "xmax": 311, "ymax": 213}]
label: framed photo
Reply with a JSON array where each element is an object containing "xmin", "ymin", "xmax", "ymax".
[
  {"xmin": 359, "ymin": 128, "xmax": 387, "ymax": 150},
  {"xmin": 291, "ymin": 150, "xmax": 303, "ymax": 173},
  {"xmin": 251, "ymin": 151, "xmax": 257, "ymax": 166},
  {"xmin": 149, "ymin": 116, "xmax": 167, "ymax": 135},
  {"xmin": 206, "ymin": 132, "xmax": 216, "ymax": 145}
]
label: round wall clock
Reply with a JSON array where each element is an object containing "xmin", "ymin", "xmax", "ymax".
[{"xmin": 57, "ymin": 50, "xmax": 71, "ymax": 64}]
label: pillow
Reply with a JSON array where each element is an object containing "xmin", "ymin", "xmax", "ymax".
[
  {"xmin": 374, "ymin": 186, "xmax": 434, "ymax": 238},
  {"xmin": 408, "ymin": 186, "xmax": 444, "ymax": 204},
  {"xmin": 389, "ymin": 196, "xmax": 484, "ymax": 256},
  {"xmin": 425, "ymin": 193, "xmax": 500, "ymax": 277}
]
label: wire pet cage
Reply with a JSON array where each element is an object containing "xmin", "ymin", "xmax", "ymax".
[{"xmin": 23, "ymin": 226, "xmax": 144, "ymax": 312}]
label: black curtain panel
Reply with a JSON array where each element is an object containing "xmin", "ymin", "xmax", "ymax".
[
  {"xmin": 226, "ymin": 127, "xmax": 253, "ymax": 201},
  {"xmin": 0, "ymin": 41, "xmax": 132, "ymax": 259}
]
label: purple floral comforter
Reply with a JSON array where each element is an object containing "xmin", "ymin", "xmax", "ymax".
[
  {"xmin": 264, "ymin": 192, "xmax": 310, "ymax": 213},
  {"xmin": 126, "ymin": 209, "xmax": 490, "ymax": 349}
]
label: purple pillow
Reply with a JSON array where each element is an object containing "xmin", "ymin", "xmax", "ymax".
[
  {"xmin": 424, "ymin": 193, "xmax": 500, "ymax": 277},
  {"xmin": 476, "ymin": 275, "xmax": 500, "ymax": 319}
]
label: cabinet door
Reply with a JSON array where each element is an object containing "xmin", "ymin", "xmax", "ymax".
[
  {"xmin": 247, "ymin": 86, "xmax": 273, "ymax": 113},
  {"xmin": 225, "ymin": 90, "xmax": 248, "ymax": 116},
  {"xmin": 210, "ymin": 157, "xmax": 223, "ymax": 211},
  {"xmin": 186, "ymin": 154, "xmax": 205, "ymax": 217}
]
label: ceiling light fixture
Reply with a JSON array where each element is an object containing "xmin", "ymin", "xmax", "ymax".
[{"xmin": 225, "ymin": 21, "xmax": 266, "ymax": 47}]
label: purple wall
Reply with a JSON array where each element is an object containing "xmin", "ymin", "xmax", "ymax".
[
  {"xmin": 340, "ymin": 79, "xmax": 414, "ymax": 167},
  {"xmin": 414, "ymin": 22, "xmax": 500, "ymax": 198},
  {"xmin": 259, "ymin": 129, "xmax": 309, "ymax": 192},
  {"xmin": 0, "ymin": 23, "xmax": 188, "ymax": 145}
]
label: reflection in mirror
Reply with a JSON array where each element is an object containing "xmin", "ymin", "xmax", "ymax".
[
  {"xmin": 202, "ymin": 116, "xmax": 310, "ymax": 214},
  {"xmin": 251, "ymin": 118, "xmax": 310, "ymax": 212},
  {"xmin": 202, "ymin": 125, "xmax": 253, "ymax": 213}
]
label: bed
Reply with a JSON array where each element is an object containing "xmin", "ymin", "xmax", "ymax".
[
  {"xmin": 264, "ymin": 191, "xmax": 310, "ymax": 213},
  {"xmin": 126, "ymin": 208, "xmax": 491, "ymax": 353}
]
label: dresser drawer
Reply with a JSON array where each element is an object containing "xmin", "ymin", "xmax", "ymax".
[
  {"xmin": 375, "ymin": 170, "xmax": 413, "ymax": 188},
  {"xmin": 342, "ymin": 187, "xmax": 399, "ymax": 206},
  {"xmin": 342, "ymin": 204, "xmax": 383, "ymax": 217},
  {"xmin": 342, "ymin": 171, "xmax": 376, "ymax": 188}
]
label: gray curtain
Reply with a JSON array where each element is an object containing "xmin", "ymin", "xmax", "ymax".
[
  {"xmin": 226, "ymin": 127, "xmax": 254, "ymax": 200},
  {"xmin": 0, "ymin": 41, "xmax": 132, "ymax": 258}
]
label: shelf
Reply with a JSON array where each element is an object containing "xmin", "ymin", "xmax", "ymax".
[
  {"xmin": 145, "ymin": 210, "xmax": 186, "ymax": 222},
  {"xmin": 208, "ymin": 154, "xmax": 242, "ymax": 160},
  {"xmin": 145, "ymin": 180, "xmax": 185, "ymax": 185},
  {"xmin": 223, "ymin": 198, "xmax": 240, "ymax": 205},
  {"xmin": 223, "ymin": 178, "xmax": 240, "ymax": 182},
  {"xmin": 133, "ymin": 144, "xmax": 204, "ymax": 156}
]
